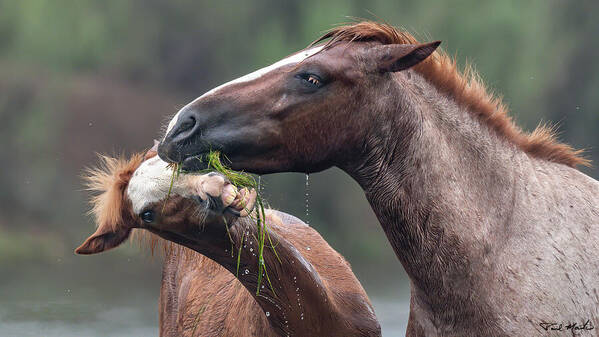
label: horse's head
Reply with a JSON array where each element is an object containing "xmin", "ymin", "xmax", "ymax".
[
  {"xmin": 76, "ymin": 149, "xmax": 255, "ymax": 255},
  {"xmin": 158, "ymin": 22, "xmax": 439, "ymax": 174}
]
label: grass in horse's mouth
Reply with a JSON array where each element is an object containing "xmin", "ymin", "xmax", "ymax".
[{"xmin": 166, "ymin": 151, "xmax": 279, "ymax": 296}]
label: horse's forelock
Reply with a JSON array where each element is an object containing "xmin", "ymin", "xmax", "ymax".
[{"xmin": 83, "ymin": 153, "xmax": 145, "ymax": 232}]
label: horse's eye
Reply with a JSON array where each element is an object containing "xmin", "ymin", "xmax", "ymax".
[
  {"xmin": 297, "ymin": 73, "xmax": 324, "ymax": 88},
  {"xmin": 141, "ymin": 210, "xmax": 155, "ymax": 223},
  {"xmin": 306, "ymin": 75, "xmax": 321, "ymax": 86}
]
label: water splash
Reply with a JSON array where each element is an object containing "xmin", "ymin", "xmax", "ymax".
[
  {"xmin": 258, "ymin": 175, "xmax": 262, "ymax": 192},
  {"xmin": 305, "ymin": 173, "xmax": 310, "ymax": 225}
]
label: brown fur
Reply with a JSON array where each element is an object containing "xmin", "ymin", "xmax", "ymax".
[
  {"xmin": 78, "ymin": 153, "xmax": 381, "ymax": 336},
  {"xmin": 157, "ymin": 209, "xmax": 381, "ymax": 337},
  {"xmin": 314, "ymin": 21, "xmax": 589, "ymax": 168}
]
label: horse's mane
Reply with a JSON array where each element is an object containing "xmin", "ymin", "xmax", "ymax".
[
  {"xmin": 314, "ymin": 21, "xmax": 589, "ymax": 168},
  {"xmin": 84, "ymin": 153, "xmax": 145, "ymax": 232}
]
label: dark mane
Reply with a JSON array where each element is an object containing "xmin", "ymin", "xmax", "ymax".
[{"xmin": 314, "ymin": 21, "xmax": 589, "ymax": 168}]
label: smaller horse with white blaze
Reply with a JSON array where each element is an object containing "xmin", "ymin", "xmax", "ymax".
[{"xmin": 76, "ymin": 149, "xmax": 381, "ymax": 337}]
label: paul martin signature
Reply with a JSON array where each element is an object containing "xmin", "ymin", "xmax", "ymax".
[{"xmin": 539, "ymin": 319, "xmax": 594, "ymax": 332}]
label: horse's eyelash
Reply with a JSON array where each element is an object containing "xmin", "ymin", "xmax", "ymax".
[
  {"xmin": 297, "ymin": 73, "xmax": 324, "ymax": 87},
  {"xmin": 307, "ymin": 75, "xmax": 320, "ymax": 85}
]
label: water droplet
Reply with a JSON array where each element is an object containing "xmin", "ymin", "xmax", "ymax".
[
  {"xmin": 305, "ymin": 173, "xmax": 310, "ymax": 225},
  {"xmin": 258, "ymin": 175, "xmax": 262, "ymax": 193},
  {"xmin": 244, "ymin": 269, "xmax": 250, "ymax": 275},
  {"xmin": 293, "ymin": 276, "xmax": 296, "ymax": 280},
  {"xmin": 306, "ymin": 246, "xmax": 311, "ymax": 251},
  {"xmin": 265, "ymin": 311, "xmax": 270, "ymax": 317}
]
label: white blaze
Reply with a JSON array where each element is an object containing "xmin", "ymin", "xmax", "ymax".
[
  {"xmin": 164, "ymin": 46, "xmax": 323, "ymax": 135},
  {"xmin": 127, "ymin": 156, "xmax": 197, "ymax": 214}
]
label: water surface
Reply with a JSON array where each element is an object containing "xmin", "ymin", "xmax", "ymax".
[{"xmin": 1, "ymin": 293, "xmax": 408, "ymax": 336}]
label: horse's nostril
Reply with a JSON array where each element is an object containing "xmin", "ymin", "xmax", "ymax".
[
  {"xmin": 170, "ymin": 115, "xmax": 197, "ymax": 142},
  {"xmin": 180, "ymin": 116, "xmax": 196, "ymax": 133}
]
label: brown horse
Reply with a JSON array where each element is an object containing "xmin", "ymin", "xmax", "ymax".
[
  {"xmin": 76, "ymin": 150, "xmax": 381, "ymax": 337},
  {"xmin": 158, "ymin": 21, "xmax": 599, "ymax": 336}
]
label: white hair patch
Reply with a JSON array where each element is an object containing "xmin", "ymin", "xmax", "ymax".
[{"xmin": 127, "ymin": 156, "xmax": 196, "ymax": 214}]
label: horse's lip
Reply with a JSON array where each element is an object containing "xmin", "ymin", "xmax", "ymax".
[
  {"xmin": 190, "ymin": 194, "xmax": 241, "ymax": 219},
  {"xmin": 180, "ymin": 154, "xmax": 210, "ymax": 172}
]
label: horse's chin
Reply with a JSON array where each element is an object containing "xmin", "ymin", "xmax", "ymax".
[
  {"xmin": 178, "ymin": 148, "xmax": 284, "ymax": 175},
  {"xmin": 180, "ymin": 155, "xmax": 210, "ymax": 172}
]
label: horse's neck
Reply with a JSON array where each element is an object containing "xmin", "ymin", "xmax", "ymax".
[
  {"xmin": 345, "ymin": 73, "xmax": 528, "ymax": 308},
  {"xmin": 196, "ymin": 215, "xmax": 338, "ymax": 336}
]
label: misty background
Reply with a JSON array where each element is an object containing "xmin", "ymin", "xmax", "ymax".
[{"xmin": 1, "ymin": 1, "xmax": 597, "ymax": 336}]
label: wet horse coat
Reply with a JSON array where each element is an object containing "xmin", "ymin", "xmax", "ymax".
[
  {"xmin": 158, "ymin": 21, "xmax": 599, "ymax": 336},
  {"xmin": 76, "ymin": 152, "xmax": 381, "ymax": 337}
]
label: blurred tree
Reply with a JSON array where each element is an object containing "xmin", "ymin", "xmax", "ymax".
[
  {"xmin": 542, "ymin": 1, "xmax": 599, "ymax": 178},
  {"xmin": 0, "ymin": 0, "xmax": 596, "ymax": 291}
]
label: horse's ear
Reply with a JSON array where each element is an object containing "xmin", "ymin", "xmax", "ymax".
[
  {"xmin": 374, "ymin": 41, "xmax": 441, "ymax": 73},
  {"xmin": 144, "ymin": 139, "xmax": 160, "ymax": 160},
  {"xmin": 75, "ymin": 224, "xmax": 131, "ymax": 255}
]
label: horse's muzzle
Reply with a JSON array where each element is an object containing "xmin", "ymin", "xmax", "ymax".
[{"xmin": 159, "ymin": 108, "xmax": 202, "ymax": 163}]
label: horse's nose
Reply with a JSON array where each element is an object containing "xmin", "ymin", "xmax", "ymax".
[
  {"xmin": 170, "ymin": 110, "xmax": 197, "ymax": 139},
  {"xmin": 175, "ymin": 114, "xmax": 196, "ymax": 136},
  {"xmin": 159, "ymin": 109, "xmax": 199, "ymax": 163}
]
